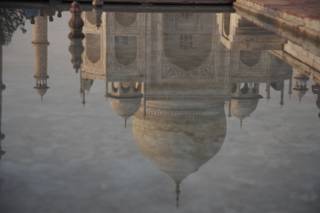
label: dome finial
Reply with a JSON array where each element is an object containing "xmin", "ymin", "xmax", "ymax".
[
  {"xmin": 240, "ymin": 118, "xmax": 243, "ymax": 129},
  {"xmin": 124, "ymin": 117, "xmax": 127, "ymax": 128},
  {"xmin": 175, "ymin": 181, "xmax": 181, "ymax": 208}
]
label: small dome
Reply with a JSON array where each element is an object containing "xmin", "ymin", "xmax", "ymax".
[
  {"xmin": 110, "ymin": 97, "xmax": 141, "ymax": 119},
  {"xmin": 230, "ymin": 97, "xmax": 261, "ymax": 119}
]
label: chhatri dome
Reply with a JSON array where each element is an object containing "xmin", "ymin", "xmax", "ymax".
[
  {"xmin": 132, "ymin": 98, "xmax": 226, "ymax": 207},
  {"xmin": 229, "ymin": 82, "xmax": 262, "ymax": 127},
  {"xmin": 107, "ymin": 81, "xmax": 143, "ymax": 127}
]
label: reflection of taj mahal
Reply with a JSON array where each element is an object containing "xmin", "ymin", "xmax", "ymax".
[
  {"xmin": 1, "ymin": 5, "xmax": 317, "ymax": 207},
  {"xmin": 75, "ymin": 11, "xmax": 297, "ymax": 206}
]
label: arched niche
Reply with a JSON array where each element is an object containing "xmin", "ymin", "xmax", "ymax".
[
  {"xmin": 222, "ymin": 14, "xmax": 231, "ymax": 38},
  {"xmin": 115, "ymin": 36, "xmax": 137, "ymax": 66},
  {"xmin": 85, "ymin": 33, "xmax": 101, "ymax": 63},
  {"xmin": 162, "ymin": 13, "xmax": 212, "ymax": 71}
]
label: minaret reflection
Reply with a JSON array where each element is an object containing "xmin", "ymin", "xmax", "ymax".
[{"xmin": 32, "ymin": 15, "xmax": 49, "ymax": 101}]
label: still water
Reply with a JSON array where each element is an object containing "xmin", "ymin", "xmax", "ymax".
[{"xmin": 0, "ymin": 3, "xmax": 320, "ymax": 213}]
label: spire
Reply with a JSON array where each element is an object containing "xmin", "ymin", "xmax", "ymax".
[
  {"xmin": 240, "ymin": 118, "xmax": 243, "ymax": 128},
  {"xmin": 175, "ymin": 181, "xmax": 181, "ymax": 208},
  {"xmin": 124, "ymin": 117, "xmax": 127, "ymax": 128}
]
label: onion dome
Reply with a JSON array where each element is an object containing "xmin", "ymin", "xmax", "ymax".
[{"xmin": 132, "ymin": 99, "xmax": 226, "ymax": 206}]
